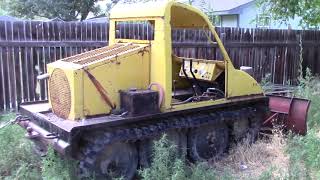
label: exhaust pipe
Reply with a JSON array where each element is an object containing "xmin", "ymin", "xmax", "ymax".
[{"xmin": 37, "ymin": 73, "xmax": 49, "ymax": 80}]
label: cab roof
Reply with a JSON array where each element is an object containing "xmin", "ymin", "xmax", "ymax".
[{"xmin": 110, "ymin": 1, "xmax": 213, "ymax": 28}]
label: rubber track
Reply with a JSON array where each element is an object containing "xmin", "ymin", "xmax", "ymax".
[{"xmin": 79, "ymin": 104, "xmax": 266, "ymax": 178}]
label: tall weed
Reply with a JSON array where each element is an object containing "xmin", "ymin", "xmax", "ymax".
[{"xmin": 295, "ymin": 68, "xmax": 320, "ymax": 129}]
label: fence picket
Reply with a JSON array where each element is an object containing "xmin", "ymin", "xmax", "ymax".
[{"xmin": 0, "ymin": 20, "xmax": 320, "ymax": 109}]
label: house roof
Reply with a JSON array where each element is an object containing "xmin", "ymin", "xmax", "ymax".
[
  {"xmin": 84, "ymin": 16, "xmax": 109, "ymax": 23},
  {"xmin": 110, "ymin": 1, "xmax": 212, "ymax": 28},
  {"xmin": 111, "ymin": 1, "xmax": 201, "ymax": 18},
  {"xmin": 0, "ymin": 15, "xmax": 20, "ymax": 21},
  {"xmin": 191, "ymin": 0, "xmax": 254, "ymax": 12}
]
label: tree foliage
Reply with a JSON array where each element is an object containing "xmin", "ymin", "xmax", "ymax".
[
  {"xmin": 1, "ymin": 0, "xmax": 100, "ymax": 21},
  {"xmin": 1, "ymin": 0, "xmax": 157, "ymax": 21},
  {"xmin": 258, "ymin": 0, "xmax": 320, "ymax": 28}
]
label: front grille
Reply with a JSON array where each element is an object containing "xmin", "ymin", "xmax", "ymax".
[{"xmin": 49, "ymin": 68, "xmax": 71, "ymax": 119}]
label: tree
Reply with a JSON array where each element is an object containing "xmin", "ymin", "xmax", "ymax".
[
  {"xmin": 2, "ymin": 0, "xmax": 101, "ymax": 21},
  {"xmin": 0, "ymin": 0, "xmax": 7, "ymax": 15},
  {"xmin": 258, "ymin": 0, "xmax": 320, "ymax": 28},
  {"xmin": 2, "ymin": 0, "xmax": 156, "ymax": 21}
]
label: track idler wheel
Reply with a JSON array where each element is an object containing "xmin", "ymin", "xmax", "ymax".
[
  {"xmin": 188, "ymin": 123, "xmax": 229, "ymax": 162},
  {"xmin": 80, "ymin": 141, "xmax": 138, "ymax": 180}
]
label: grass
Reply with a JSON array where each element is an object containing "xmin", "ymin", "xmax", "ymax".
[
  {"xmin": 0, "ymin": 71, "xmax": 319, "ymax": 180},
  {"xmin": 140, "ymin": 70, "xmax": 320, "ymax": 180},
  {"xmin": 212, "ymin": 129, "xmax": 289, "ymax": 179},
  {"xmin": 0, "ymin": 113, "xmax": 73, "ymax": 180},
  {"xmin": 139, "ymin": 135, "xmax": 217, "ymax": 180},
  {"xmin": 286, "ymin": 69, "xmax": 320, "ymax": 179},
  {"xmin": 0, "ymin": 113, "xmax": 42, "ymax": 179}
]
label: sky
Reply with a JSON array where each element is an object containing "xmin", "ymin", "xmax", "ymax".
[{"xmin": 96, "ymin": 0, "xmax": 254, "ymax": 13}]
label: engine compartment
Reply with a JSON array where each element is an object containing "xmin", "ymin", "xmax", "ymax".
[{"xmin": 172, "ymin": 55, "xmax": 226, "ymax": 105}]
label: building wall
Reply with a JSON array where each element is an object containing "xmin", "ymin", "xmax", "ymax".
[
  {"xmin": 221, "ymin": 15, "xmax": 238, "ymax": 27},
  {"xmin": 236, "ymin": 2, "xmax": 302, "ymax": 29},
  {"xmin": 189, "ymin": 0, "xmax": 302, "ymax": 29}
]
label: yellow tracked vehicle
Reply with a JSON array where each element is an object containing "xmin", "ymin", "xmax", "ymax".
[{"xmin": 16, "ymin": 1, "xmax": 303, "ymax": 179}]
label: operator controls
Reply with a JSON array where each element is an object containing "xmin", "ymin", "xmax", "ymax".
[{"xmin": 179, "ymin": 58, "xmax": 225, "ymax": 82}]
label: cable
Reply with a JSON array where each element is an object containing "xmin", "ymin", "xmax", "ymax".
[{"xmin": 182, "ymin": 59, "xmax": 197, "ymax": 96}]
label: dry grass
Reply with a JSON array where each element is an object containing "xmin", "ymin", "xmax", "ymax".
[{"xmin": 212, "ymin": 131, "xmax": 289, "ymax": 179}]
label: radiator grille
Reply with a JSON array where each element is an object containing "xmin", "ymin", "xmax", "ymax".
[
  {"xmin": 62, "ymin": 44, "xmax": 124, "ymax": 63},
  {"xmin": 74, "ymin": 44, "xmax": 139, "ymax": 65},
  {"xmin": 61, "ymin": 43, "xmax": 140, "ymax": 66},
  {"xmin": 49, "ymin": 68, "xmax": 71, "ymax": 119}
]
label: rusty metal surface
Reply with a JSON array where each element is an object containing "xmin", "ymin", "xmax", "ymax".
[
  {"xmin": 287, "ymin": 98, "xmax": 310, "ymax": 135},
  {"xmin": 267, "ymin": 95, "xmax": 310, "ymax": 135},
  {"xmin": 75, "ymin": 44, "xmax": 139, "ymax": 65},
  {"xmin": 268, "ymin": 95, "xmax": 292, "ymax": 114},
  {"xmin": 20, "ymin": 96, "xmax": 267, "ymax": 132},
  {"xmin": 62, "ymin": 44, "xmax": 124, "ymax": 63},
  {"xmin": 49, "ymin": 68, "xmax": 71, "ymax": 119},
  {"xmin": 19, "ymin": 96, "xmax": 267, "ymax": 157},
  {"xmin": 17, "ymin": 120, "xmax": 71, "ymax": 155}
]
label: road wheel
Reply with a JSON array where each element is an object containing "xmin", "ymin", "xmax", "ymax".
[
  {"xmin": 139, "ymin": 130, "xmax": 187, "ymax": 168},
  {"xmin": 79, "ymin": 138, "xmax": 138, "ymax": 180},
  {"xmin": 232, "ymin": 118, "xmax": 250, "ymax": 142},
  {"xmin": 247, "ymin": 115, "xmax": 263, "ymax": 142},
  {"xmin": 188, "ymin": 123, "xmax": 229, "ymax": 162}
]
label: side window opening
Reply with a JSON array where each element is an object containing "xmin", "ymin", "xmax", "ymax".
[
  {"xmin": 171, "ymin": 28, "xmax": 226, "ymax": 105},
  {"xmin": 115, "ymin": 20, "xmax": 155, "ymax": 40}
]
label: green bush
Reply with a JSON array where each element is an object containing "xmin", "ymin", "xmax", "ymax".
[
  {"xmin": 139, "ymin": 135, "xmax": 218, "ymax": 180},
  {"xmin": 42, "ymin": 148, "xmax": 77, "ymax": 180},
  {"xmin": 0, "ymin": 113, "xmax": 42, "ymax": 179},
  {"xmin": 295, "ymin": 68, "xmax": 320, "ymax": 129},
  {"xmin": 286, "ymin": 69, "xmax": 320, "ymax": 179},
  {"xmin": 0, "ymin": 113, "xmax": 74, "ymax": 180}
]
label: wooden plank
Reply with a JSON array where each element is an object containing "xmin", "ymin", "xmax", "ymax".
[
  {"xmin": 1, "ymin": 21, "xmax": 320, "ymax": 109},
  {"xmin": 0, "ymin": 48, "xmax": 4, "ymax": 109},
  {"xmin": 1, "ymin": 47, "xmax": 10, "ymax": 109},
  {"xmin": 0, "ymin": 21, "xmax": 5, "ymax": 41}
]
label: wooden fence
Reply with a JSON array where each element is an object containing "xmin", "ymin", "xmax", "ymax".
[{"xmin": 0, "ymin": 20, "xmax": 320, "ymax": 110}]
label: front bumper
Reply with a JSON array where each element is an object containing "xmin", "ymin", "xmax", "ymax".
[{"xmin": 17, "ymin": 119, "xmax": 71, "ymax": 156}]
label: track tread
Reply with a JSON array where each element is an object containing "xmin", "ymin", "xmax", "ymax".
[{"xmin": 79, "ymin": 104, "xmax": 267, "ymax": 179}]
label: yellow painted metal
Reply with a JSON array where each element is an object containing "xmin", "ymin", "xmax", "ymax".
[
  {"xmin": 178, "ymin": 58, "xmax": 225, "ymax": 82},
  {"xmin": 47, "ymin": 62, "xmax": 84, "ymax": 120},
  {"xmin": 109, "ymin": 1, "xmax": 263, "ymax": 112},
  {"xmin": 170, "ymin": 95, "xmax": 265, "ymax": 112},
  {"xmin": 47, "ymin": 1, "xmax": 263, "ymax": 120},
  {"xmin": 47, "ymin": 44, "xmax": 150, "ymax": 120}
]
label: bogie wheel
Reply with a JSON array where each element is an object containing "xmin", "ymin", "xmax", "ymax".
[
  {"xmin": 232, "ymin": 118, "xmax": 249, "ymax": 142},
  {"xmin": 139, "ymin": 130, "xmax": 187, "ymax": 168},
  {"xmin": 188, "ymin": 123, "xmax": 229, "ymax": 162},
  {"xmin": 247, "ymin": 115, "xmax": 263, "ymax": 142},
  {"xmin": 80, "ymin": 140, "xmax": 138, "ymax": 180}
]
